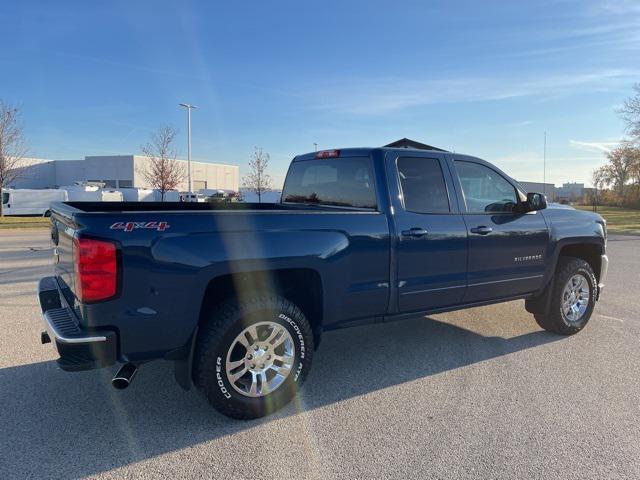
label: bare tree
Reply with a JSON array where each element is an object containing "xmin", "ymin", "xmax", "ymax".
[
  {"xmin": 619, "ymin": 83, "xmax": 640, "ymax": 141},
  {"xmin": 590, "ymin": 167, "xmax": 607, "ymax": 212},
  {"xmin": 242, "ymin": 147, "xmax": 273, "ymax": 203},
  {"xmin": 139, "ymin": 125, "xmax": 186, "ymax": 200},
  {"xmin": 0, "ymin": 101, "xmax": 29, "ymax": 216}
]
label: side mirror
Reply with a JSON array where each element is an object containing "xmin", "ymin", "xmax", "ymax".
[{"xmin": 525, "ymin": 192, "xmax": 547, "ymax": 212}]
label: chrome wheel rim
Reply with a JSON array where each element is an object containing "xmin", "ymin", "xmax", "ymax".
[
  {"xmin": 225, "ymin": 321, "xmax": 295, "ymax": 398},
  {"xmin": 561, "ymin": 274, "xmax": 590, "ymax": 322}
]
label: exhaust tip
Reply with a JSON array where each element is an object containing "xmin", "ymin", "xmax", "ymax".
[
  {"xmin": 112, "ymin": 377, "xmax": 130, "ymax": 390},
  {"xmin": 112, "ymin": 363, "xmax": 137, "ymax": 390}
]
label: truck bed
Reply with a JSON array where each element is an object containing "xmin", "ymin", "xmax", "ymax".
[{"xmin": 59, "ymin": 201, "xmax": 368, "ymax": 213}]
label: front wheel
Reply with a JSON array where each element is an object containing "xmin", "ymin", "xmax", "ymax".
[
  {"xmin": 534, "ymin": 256, "xmax": 597, "ymax": 335},
  {"xmin": 194, "ymin": 294, "xmax": 314, "ymax": 419}
]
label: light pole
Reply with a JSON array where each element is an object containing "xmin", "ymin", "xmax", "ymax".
[
  {"xmin": 543, "ymin": 131, "xmax": 547, "ymax": 198},
  {"xmin": 179, "ymin": 103, "xmax": 198, "ymax": 195}
]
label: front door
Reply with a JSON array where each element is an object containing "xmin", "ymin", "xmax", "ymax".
[
  {"xmin": 388, "ymin": 153, "xmax": 468, "ymax": 313},
  {"xmin": 451, "ymin": 159, "xmax": 549, "ymax": 303}
]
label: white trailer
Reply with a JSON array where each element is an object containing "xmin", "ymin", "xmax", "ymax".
[
  {"xmin": 157, "ymin": 190, "xmax": 180, "ymax": 202},
  {"xmin": 62, "ymin": 185, "xmax": 123, "ymax": 202},
  {"xmin": 100, "ymin": 190, "xmax": 124, "ymax": 202},
  {"xmin": 180, "ymin": 192, "xmax": 206, "ymax": 202},
  {"xmin": 62, "ymin": 185, "xmax": 101, "ymax": 201},
  {"xmin": 121, "ymin": 188, "xmax": 156, "ymax": 202},
  {"xmin": 1, "ymin": 189, "xmax": 68, "ymax": 216}
]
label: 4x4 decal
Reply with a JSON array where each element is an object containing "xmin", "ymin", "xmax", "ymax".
[{"xmin": 110, "ymin": 221, "xmax": 170, "ymax": 232}]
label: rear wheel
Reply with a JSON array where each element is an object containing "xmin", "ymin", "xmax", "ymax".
[
  {"xmin": 194, "ymin": 294, "xmax": 314, "ymax": 419},
  {"xmin": 534, "ymin": 256, "xmax": 597, "ymax": 335}
]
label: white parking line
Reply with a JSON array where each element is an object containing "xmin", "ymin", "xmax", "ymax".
[{"xmin": 599, "ymin": 314, "xmax": 625, "ymax": 323}]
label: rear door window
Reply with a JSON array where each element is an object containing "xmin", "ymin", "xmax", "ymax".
[
  {"xmin": 282, "ymin": 157, "xmax": 376, "ymax": 209},
  {"xmin": 397, "ymin": 157, "xmax": 450, "ymax": 213}
]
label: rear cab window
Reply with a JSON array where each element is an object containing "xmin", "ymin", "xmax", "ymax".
[{"xmin": 282, "ymin": 157, "xmax": 377, "ymax": 209}]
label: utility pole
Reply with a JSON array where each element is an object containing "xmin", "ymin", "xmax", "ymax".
[
  {"xmin": 179, "ymin": 103, "xmax": 198, "ymax": 195},
  {"xmin": 313, "ymin": 143, "xmax": 318, "ymax": 152},
  {"xmin": 543, "ymin": 131, "xmax": 547, "ymax": 198}
]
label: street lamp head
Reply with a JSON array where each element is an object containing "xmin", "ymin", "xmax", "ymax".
[{"xmin": 179, "ymin": 103, "xmax": 198, "ymax": 109}]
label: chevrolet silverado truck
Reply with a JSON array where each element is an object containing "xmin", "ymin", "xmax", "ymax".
[{"xmin": 39, "ymin": 147, "xmax": 608, "ymax": 419}]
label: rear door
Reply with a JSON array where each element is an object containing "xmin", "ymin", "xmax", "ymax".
[
  {"xmin": 449, "ymin": 157, "xmax": 549, "ymax": 302},
  {"xmin": 386, "ymin": 151, "xmax": 468, "ymax": 313}
]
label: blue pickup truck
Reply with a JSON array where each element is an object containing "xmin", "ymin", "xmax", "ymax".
[{"xmin": 39, "ymin": 146, "xmax": 608, "ymax": 418}]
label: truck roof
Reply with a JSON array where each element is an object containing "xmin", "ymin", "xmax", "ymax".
[{"xmin": 292, "ymin": 146, "xmax": 452, "ymax": 162}]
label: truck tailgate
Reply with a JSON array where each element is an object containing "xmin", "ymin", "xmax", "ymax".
[{"xmin": 50, "ymin": 207, "xmax": 77, "ymax": 302}]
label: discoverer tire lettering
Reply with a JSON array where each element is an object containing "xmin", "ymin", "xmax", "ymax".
[{"xmin": 278, "ymin": 313, "xmax": 305, "ymax": 380}]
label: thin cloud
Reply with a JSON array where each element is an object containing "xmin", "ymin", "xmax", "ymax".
[
  {"xmin": 588, "ymin": 0, "xmax": 640, "ymax": 16},
  {"xmin": 569, "ymin": 140, "xmax": 620, "ymax": 153},
  {"xmin": 494, "ymin": 151, "xmax": 605, "ymax": 186},
  {"xmin": 303, "ymin": 69, "xmax": 640, "ymax": 115},
  {"xmin": 505, "ymin": 120, "xmax": 534, "ymax": 128}
]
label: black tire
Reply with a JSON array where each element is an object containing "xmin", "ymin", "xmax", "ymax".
[
  {"xmin": 534, "ymin": 256, "xmax": 597, "ymax": 335},
  {"xmin": 194, "ymin": 294, "xmax": 314, "ymax": 419}
]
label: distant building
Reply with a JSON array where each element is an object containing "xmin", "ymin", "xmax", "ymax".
[
  {"xmin": 555, "ymin": 182, "xmax": 585, "ymax": 203},
  {"xmin": 8, "ymin": 155, "xmax": 239, "ymax": 192},
  {"xmin": 517, "ymin": 180, "xmax": 557, "ymax": 201}
]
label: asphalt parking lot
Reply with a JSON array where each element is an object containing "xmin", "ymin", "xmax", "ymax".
[{"xmin": 1, "ymin": 229, "xmax": 639, "ymax": 479}]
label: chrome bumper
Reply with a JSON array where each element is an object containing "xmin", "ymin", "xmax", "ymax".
[
  {"xmin": 42, "ymin": 308, "xmax": 107, "ymax": 344},
  {"xmin": 38, "ymin": 276, "xmax": 117, "ymax": 371}
]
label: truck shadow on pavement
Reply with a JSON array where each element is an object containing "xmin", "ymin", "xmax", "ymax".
[{"xmin": 0, "ymin": 315, "xmax": 561, "ymax": 478}]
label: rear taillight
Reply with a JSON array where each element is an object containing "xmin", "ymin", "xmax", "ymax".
[{"xmin": 73, "ymin": 237, "xmax": 117, "ymax": 302}]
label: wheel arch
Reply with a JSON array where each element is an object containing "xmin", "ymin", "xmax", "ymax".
[
  {"xmin": 556, "ymin": 241, "xmax": 604, "ymax": 282},
  {"xmin": 197, "ymin": 268, "xmax": 324, "ymax": 349},
  {"xmin": 527, "ymin": 239, "xmax": 604, "ymax": 315},
  {"xmin": 173, "ymin": 268, "xmax": 324, "ymax": 391}
]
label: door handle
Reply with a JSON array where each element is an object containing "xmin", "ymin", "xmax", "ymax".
[
  {"xmin": 401, "ymin": 227, "xmax": 428, "ymax": 238},
  {"xmin": 470, "ymin": 226, "xmax": 493, "ymax": 235}
]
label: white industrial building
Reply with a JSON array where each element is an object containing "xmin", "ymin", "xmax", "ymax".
[
  {"xmin": 555, "ymin": 182, "xmax": 585, "ymax": 202},
  {"xmin": 9, "ymin": 155, "xmax": 239, "ymax": 192}
]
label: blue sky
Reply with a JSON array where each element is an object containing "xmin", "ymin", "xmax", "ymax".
[{"xmin": 2, "ymin": 0, "xmax": 639, "ymax": 187}]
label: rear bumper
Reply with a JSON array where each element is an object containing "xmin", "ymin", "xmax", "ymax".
[{"xmin": 38, "ymin": 277, "xmax": 117, "ymax": 371}]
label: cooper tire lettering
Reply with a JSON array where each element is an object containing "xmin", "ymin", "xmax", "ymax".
[{"xmin": 216, "ymin": 356, "xmax": 232, "ymax": 399}]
